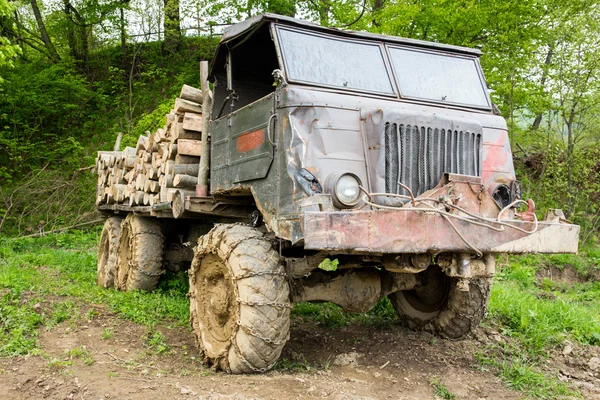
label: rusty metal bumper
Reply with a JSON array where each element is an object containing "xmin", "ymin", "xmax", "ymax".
[{"xmin": 302, "ymin": 210, "xmax": 579, "ymax": 254}]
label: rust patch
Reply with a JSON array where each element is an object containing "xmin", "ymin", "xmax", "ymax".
[{"xmin": 237, "ymin": 129, "xmax": 265, "ymax": 152}]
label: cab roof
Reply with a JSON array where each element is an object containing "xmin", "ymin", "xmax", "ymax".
[{"xmin": 218, "ymin": 13, "xmax": 482, "ymax": 57}]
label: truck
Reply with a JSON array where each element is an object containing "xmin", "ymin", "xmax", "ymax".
[{"xmin": 95, "ymin": 13, "xmax": 580, "ymax": 374}]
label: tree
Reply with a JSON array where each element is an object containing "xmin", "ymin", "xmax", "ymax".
[
  {"xmin": 0, "ymin": 0, "xmax": 21, "ymax": 74},
  {"xmin": 30, "ymin": 0, "xmax": 60, "ymax": 62},
  {"xmin": 163, "ymin": 0, "xmax": 180, "ymax": 52}
]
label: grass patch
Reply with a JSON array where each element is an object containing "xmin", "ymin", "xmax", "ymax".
[
  {"xmin": 477, "ymin": 351, "xmax": 581, "ymax": 399},
  {"xmin": 429, "ymin": 376, "xmax": 455, "ymax": 399},
  {"xmin": 0, "ymin": 231, "xmax": 190, "ymax": 356},
  {"xmin": 490, "ymin": 255, "xmax": 600, "ymax": 354},
  {"xmin": 292, "ymin": 297, "xmax": 397, "ymax": 328}
]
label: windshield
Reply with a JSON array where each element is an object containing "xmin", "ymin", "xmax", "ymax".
[
  {"xmin": 276, "ymin": 27, "xmax": 395, "ymax": 95},
  {"xmin": 387, "ymin": 47, "xmax": 489, "ymax": 107}
]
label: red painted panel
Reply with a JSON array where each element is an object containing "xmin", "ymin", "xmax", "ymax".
[{"xmin": 237, "ymin": 129, "xmax": 265, "ymax": 152}]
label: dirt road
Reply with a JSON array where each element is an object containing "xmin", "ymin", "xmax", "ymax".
[{"xmin": 0, "ymin": 302, "xmax": 523, "ymax": 400}]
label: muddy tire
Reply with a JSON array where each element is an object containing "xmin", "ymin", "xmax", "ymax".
[
  {"xmin": 115, "ymin": 214, "xmax": 165, "ymax": 291},
  {"xmin": 97, "ymin": 217, "xmax": 124, "ymax": 288},
  {"xmin": 388, "ymin": 266, "xmax": 491, "ymax": 339},
  {"xmin": 189, "ymin": 224, "xmax": 290, "ymax": 374}
]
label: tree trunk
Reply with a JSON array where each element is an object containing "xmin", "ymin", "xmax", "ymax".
[
  {"xmin": 531, "ymin": 45, "xmax": 554, "ymax": 130},
  {"xmin": 30, "ymin": 0, "xmax": 60, "ymax": 62},
  {"xmin": 163, "ymin": 0, "xmax": 181, "ymax": 53},
  {"xmin": 120, "ymin": 6, "xmax": 127, "ymax": 59}
]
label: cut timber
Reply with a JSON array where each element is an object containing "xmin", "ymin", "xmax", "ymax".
[
  {"xmin": 166, "ymin": 113, "xmax": 177, "ymax": 129},
  {"xmin": 167, "ymin": 188, "xmax": 195, "ymax": 202},
  {"xmin": 174, "ymin": 98, "xmax": 202, "ymax": 114},
  {"xmin": 174, "ymin": 174, "xmax": 198, "ymax": 188},
  {"xmin": 179, "ymin": 85, "xmax": 203, "ymax": 104},
  {"xmin": 168, "ymin": 144, "xmax": 178, "ymax": 160},
  {"xmin": 175, "ymin": 154, "xmax": 199, "ymax": 165},
  {"xmin": 135, "ymin": 136, "xmax": 148, "ymax": 152},
  {"xmin": 177, "ymin": 139, "xmax": 202, "ymax": 156},
  {"xmin": 171, "ymin": 121, "xmax": 201, "ymax": 141},
  {"xmin": 173, "ymin": 164, "xmax": 199, "ymax": 176},
  {"xmin": 182, "ymin": 112, "xmax": 203, "ymax": 132}
]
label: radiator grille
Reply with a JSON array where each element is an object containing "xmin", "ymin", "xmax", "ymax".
[{"xmin": 384, "ymin": 123, "xmax": 482, "ymax": 196}]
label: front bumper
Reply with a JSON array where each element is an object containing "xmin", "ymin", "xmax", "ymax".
[{"xmin": 302, "ymin": 209, "xmax": 579, "ymax": 254}]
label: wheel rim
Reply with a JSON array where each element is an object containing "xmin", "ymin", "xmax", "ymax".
[
  {"xmin": 403, "ymin": 266, "xmax": 450, "ymax": 313},
  {"xmin": 195, "ymin": 253, "xmax": 239, "ymax": 358}
]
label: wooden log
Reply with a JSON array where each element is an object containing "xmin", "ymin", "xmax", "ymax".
[
  {"xmin": 136, "ymin": 174, "xmax": 145, "ymax": 191},
  {"xmin": 180, "ymin": 84, "xmax": 203, "ymax": 104},
  {"xmin": 174, "ymin": 98, "xmax": 202, "ymax": 114},
  {"xmin": 168, "ymin": 144, "xmax": 178, "ymax": 160},
  {"xmin": 182, "ymin": 112, "xmax": 203, "ymax": 132},
  {"xmin": 177, "ymin": 139, "xmax": 202, "ymax": 156},
  {"xmin": 175, "ymin": 154, "xmax": 200, "ymax": 165},
  {"xmin": 159, "ymin": 174, "xmax": 173, "ymax": 187},
  {"xmin": 173, "ymin": 174, "xmax": 198, "ymax": 188},
  {"xmin": 167, "ymin": 188, "xmax": 195, "ymax": 202},
  {"xmin": 160, "ymin": 183, "xmax": 168, "ymax": 203},
  {"xmin": 147, "ymin": 168, "xmax": 159, "ymax": 180},
  {"xmin": 158, "ymin": 143, "xmax": 169, "ymax": 158},
  {"xmin": 136, "ymin": 136, "xmax": 148, "ymax": 152},
  {"xmin": 166, "ymin": 113, "xmax": 177, "ymax": 129},
  {"xmin": 173, "ymin": 164, "xmax": 199, "ymax": 176}
]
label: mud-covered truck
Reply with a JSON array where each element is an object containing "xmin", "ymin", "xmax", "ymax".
[{"xmin": 95, "ymin": 14, "xmax": 580, "ymax": 373}]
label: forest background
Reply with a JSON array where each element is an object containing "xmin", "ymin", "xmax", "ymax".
[{"xmin": 0, "ymin": 0, "xmax": 599, "ymax": 238}]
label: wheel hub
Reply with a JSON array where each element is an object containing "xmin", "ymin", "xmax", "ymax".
[{"xmin": 195, "ymin": 253, "xmax": 238, "ymax": 357}]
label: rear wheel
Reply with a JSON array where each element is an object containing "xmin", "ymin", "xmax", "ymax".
[
  {"xmin": 388, "ymin": 266, "xmax": 491, "ymax": 339},
  {"xmin": 115, "ymin": 214, "xmax": 165, "ymax": 291},
  {"xmin": 189, "ymin": 224, "xmax": 290, "ymax": 373},
  {"xmin": 97, "ymin": 216, "xmax": 123, "ymax": 288}
]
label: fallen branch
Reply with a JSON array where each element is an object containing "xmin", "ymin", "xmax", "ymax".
[{"xmin": 13, "ymin": 218, "xmax": 103, "ymax": 239}]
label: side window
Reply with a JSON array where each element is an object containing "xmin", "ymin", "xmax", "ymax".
[{"xmin": 212, "ymin": 26, "xmax": 279, "ymax": 119}]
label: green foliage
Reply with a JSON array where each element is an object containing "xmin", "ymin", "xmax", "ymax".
[
  {"xmin": 317, "ymin": 258, "xmax": 339, "ymax": 271},
  {"xmin": 477, "ymin": 352, "xmax": 581, "ymax": 399},
  {"xmin": 145, "ymin": 330, "xmax": 169, "ymax": 354},
  {"xmin": 429, "ymin": 377, "xmax": 455, "ymax": 400},
  {"xmin": 0, "ymin": 231, "xmax": 190, "ymax": 333},
  {"xmin": 0, "ymin": 290, "xmax": 44, "ymax": 356},
  {"xmin": 292, "ymin": 297, "xmax": 397, "ymax": 328}
]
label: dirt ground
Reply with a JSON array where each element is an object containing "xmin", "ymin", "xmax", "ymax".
[{"xmin": 0, "ymin": 302, "xmax": 598, "ymax": 400}]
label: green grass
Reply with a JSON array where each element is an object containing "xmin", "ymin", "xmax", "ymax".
[
  {"xmin": 477, "ymin": 351, "xmax": 581, "ymax": 399},
  {"xmin": 429, "ymin": 377, "xmax": 456, "ymax": 399},
  {"xmin": 0, "ymin": 231, "xmax": 190, "ymax": 356},
  {"xmin": 480, "ymin": 250, "xmax": 600, "ymax": 399},
  {"xmin": 490, "ymin": 255, "xmax": 600, "ymax": 354},
  {"xmin": 292, "ymin": 297, "xmax": 397, "ymax": 328}
]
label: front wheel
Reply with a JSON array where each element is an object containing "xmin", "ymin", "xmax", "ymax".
[
  {"xmin": 189, "ymin": 224, "xmax": 290, "ymax": 373},
  {"xmin": 388, "ymin": 266, "xmax": 491, "ymax": 339}
]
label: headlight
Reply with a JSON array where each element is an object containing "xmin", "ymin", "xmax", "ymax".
[
  {"xmin": 492, "ymin": 184, "xmax": 511, "ymax": 208},
  {"xmin": 326, "ymin": 172, "xmax": 362, "ymax": 208}
]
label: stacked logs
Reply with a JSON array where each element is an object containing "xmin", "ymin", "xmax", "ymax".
[{"xmin": 95, "ymin": 84, "xmax": 204, "ymax": 207}]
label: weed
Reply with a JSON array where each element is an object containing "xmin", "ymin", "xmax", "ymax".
[
  {"xmin": 66, "ymin": 346, "xmax": 90, "ymax": 359},
  {"xmin": 146, "ymin": 330, "xmax": 169, "ymax": 354},
  {"xmin": 273, "ymin": 356, "xmax": 312, "ymax": 372},
  {"xmin": 0, "ymin": 291, "xmax": 44, "ymax": 356},
  {"xmin": 429, "ymin": 377, "xmax": 455, "ymax": 399},
  {"xmin": 47, "ymin": 358, "xmax": 74, "ymax": 371},
  {"xmin": 101, "ymin": 328, "xmax": 114, "ymax": 340},
  {"xmin": 477, "ymin": 352, "xmax": 581, "ymax": 399},
  {"xmin": 107, "ymin": 371, "xmax": 118, "ymax": 378}
]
